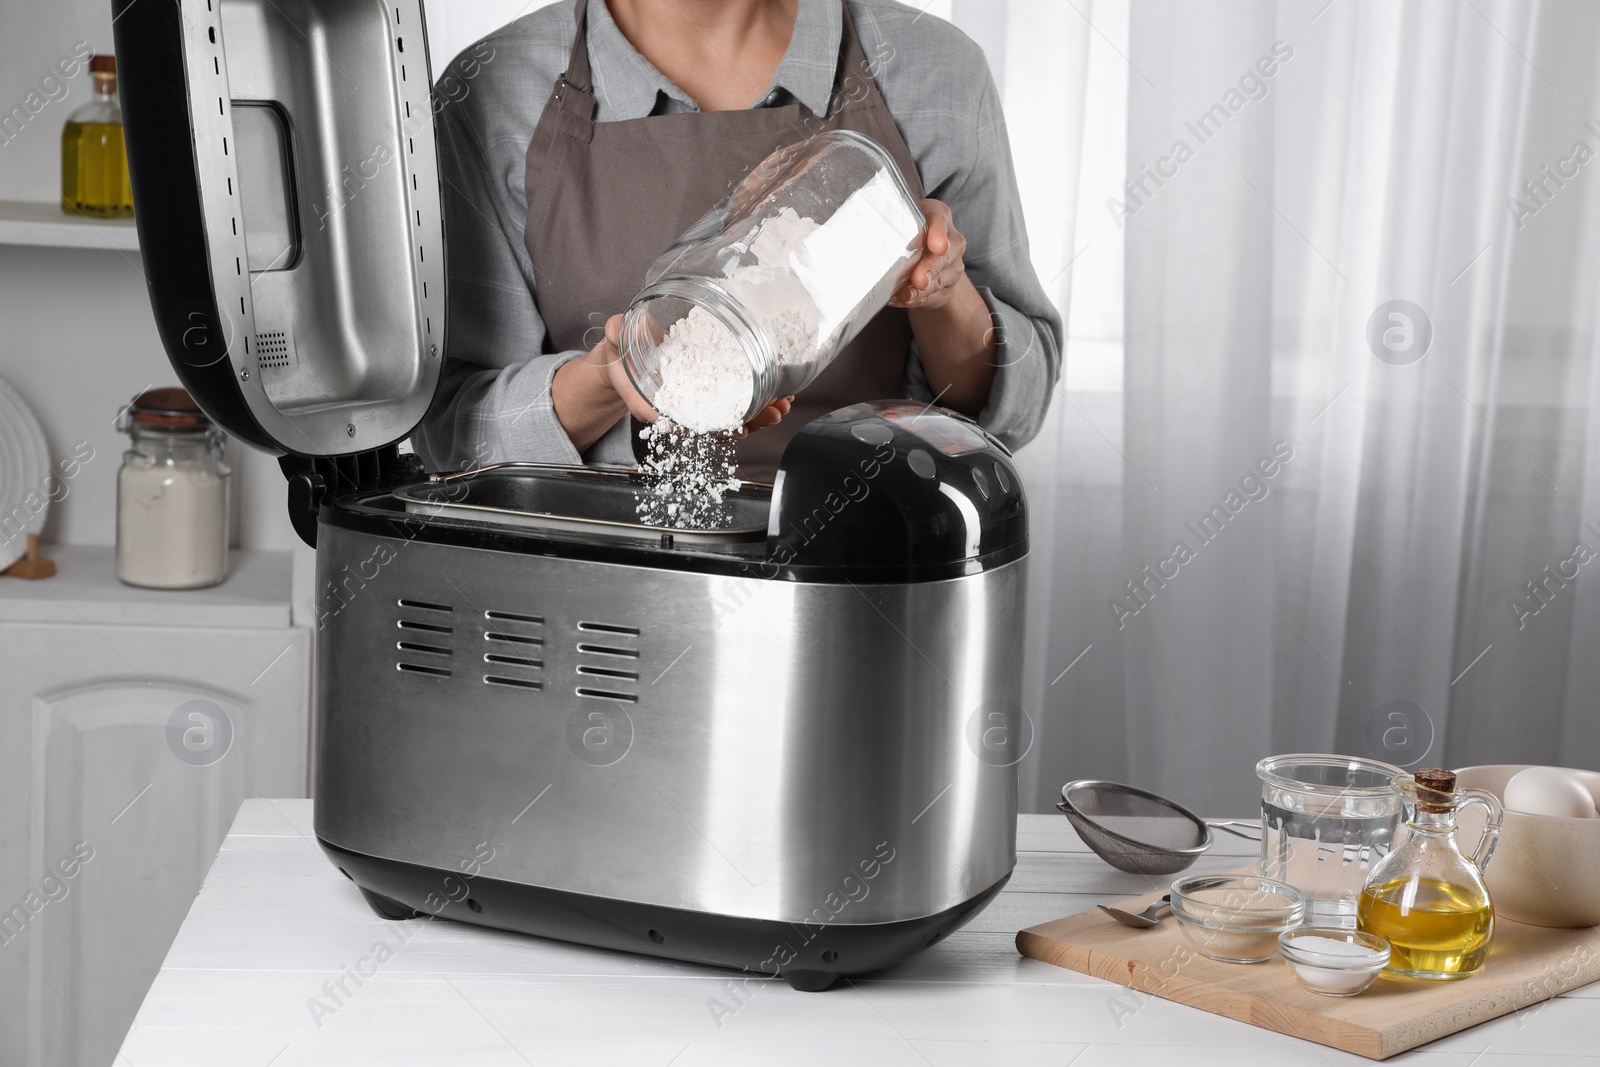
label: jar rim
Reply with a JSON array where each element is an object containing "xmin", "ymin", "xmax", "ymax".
[
  {"xmin": 622, "ymin": 277, "xmax": 779, "ymax": 427},
  {"xmin": 1256, "ymin": 753, "xmax": 1406, "ymax": 796},
  {"xmin": 122, "ymin": 387, "xmax": 212, "ymax": 434}
]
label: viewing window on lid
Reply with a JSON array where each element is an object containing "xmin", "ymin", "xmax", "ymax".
[{"xmin": 233, "ymin": 102, "xmax": 301, "ymax": 273}]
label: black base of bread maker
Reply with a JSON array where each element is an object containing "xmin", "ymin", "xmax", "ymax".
[{"xmin": 320, "ymin": 838, "xmax": 1008, "ymax": 991}]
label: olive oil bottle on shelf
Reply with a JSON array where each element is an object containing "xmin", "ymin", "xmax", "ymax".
[
  {"xmin": 62, "ymin": 55, "xmax": 133, "ymax": 219},
  {"xmin": 1357, "ymin": 768, "xmax": 1503, "ymax": 980}
]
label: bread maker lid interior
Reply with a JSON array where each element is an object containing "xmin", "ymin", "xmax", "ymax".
[{"xmin": 113, "ymin": 0, "xmax": 445, "ymax": 460}]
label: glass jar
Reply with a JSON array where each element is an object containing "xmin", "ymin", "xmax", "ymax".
[
  {"xmin": 62, "ymin": 55, "xmax": 133, "ymax": 218},
  {"xmin": 619, "ymin": 130, "xmax": 926, "ymax": 433},
  {"xmin": 116, "ymin": 388, "xmax": 231, "ymax": 589}
]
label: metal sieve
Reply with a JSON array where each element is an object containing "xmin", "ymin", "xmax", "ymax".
[{"xmin": 1057, "ymin": 780, "xmax": 1214, "ymax": 876}]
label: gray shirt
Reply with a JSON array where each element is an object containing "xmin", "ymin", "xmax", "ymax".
[{"xmin": 411, "ymin": 0, "xmax": 1062, "ymax": 471}]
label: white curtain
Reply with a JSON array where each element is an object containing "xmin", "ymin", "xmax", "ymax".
[
  {"xmin": 425, "ymin": 1, "xmax": 542, "ymax": 68},
  {"xmin": 943, "ymin": 1, "xmax": 1099, "ymax": 810},
  {"xmin": 1023, "ymin": 0, "xmax": 1600, "ymax": 815}
]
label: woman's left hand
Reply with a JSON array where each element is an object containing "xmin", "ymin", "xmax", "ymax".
[
  {"xmin": 890, "ymin": 199, "xmax": 1000, "ymax": 418},
  {"xmin": 889, "ymin": 199, "xmax": 969, "ymax": 311}
]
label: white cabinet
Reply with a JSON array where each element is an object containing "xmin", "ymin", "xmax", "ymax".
[{"xmin": 0, "ymin": 546, "xmax": 309, "ymax": 1067}]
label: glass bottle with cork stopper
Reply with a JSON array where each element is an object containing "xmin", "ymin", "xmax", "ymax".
[
  {"xmin": 62, "ymin": 55, "xmax": 133, "ymax": 218},
  {"xmin": 1357, "ymin": 767, "xmax": 1503, "ymax": 980}
]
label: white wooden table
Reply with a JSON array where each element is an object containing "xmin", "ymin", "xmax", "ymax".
[{"xmin": 117, "ymin": 802, "xmax": 1595, "ymax": 1066}]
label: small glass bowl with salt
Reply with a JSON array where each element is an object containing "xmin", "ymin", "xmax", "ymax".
[
  {"xmin": 1279, "ymin": 927, "xmax": 1391, "ymax": 997},
  {"xmin": 1169, "ymin": 874, "xmax": 1305, "ymax": 964}
]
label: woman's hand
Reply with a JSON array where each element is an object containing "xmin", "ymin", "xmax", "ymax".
[
  {"xmin": 732, "ymin": 394, "xmax": 793, "ymax": 436},
  {"xmin": 890, "ymin": 199, "xmax": 969, "ymax": 311},
  {"xmin": 596, "ymin": 315, "xmax": 658, "ymax": 425},
  {"xmin": 554, "ymin": 315, "xmax": 793, "ymax": 449},
  {"xmin": 891, "ymin": 200, "xmax": 1001, "ymax": 417},
  {"xmin": 552, "ymin": 314, "xmax": 634, "ymax": 452}
]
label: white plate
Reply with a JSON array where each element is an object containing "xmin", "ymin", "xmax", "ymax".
[{"xmin": 0, "ymin": 374, "xmax": 52, "ymax": 571}]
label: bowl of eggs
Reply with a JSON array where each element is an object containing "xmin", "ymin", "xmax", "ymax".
[{"xmin": 1455, "ymin": 765, "xmax": 1600, "ymax": 928}]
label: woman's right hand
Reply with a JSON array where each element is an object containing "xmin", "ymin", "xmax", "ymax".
[{"xmin": 552, "ymin": 314, "xmax": 641, "ymax": 453}]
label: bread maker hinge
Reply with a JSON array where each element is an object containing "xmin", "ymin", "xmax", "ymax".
[{"xmin": 279, "ymin": 446, "xmax": 425, "ymax": 548}]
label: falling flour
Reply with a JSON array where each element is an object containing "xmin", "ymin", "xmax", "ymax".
[{"xmin": 635, "ymin": 419, "xmax": 742, "ymax": 530}]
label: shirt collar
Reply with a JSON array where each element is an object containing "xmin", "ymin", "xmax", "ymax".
[{"xmin": 587, "ymin": 0, "xmax": 842, "ymax": 119}]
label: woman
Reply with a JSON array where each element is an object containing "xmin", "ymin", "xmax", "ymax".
[{"xmin": 413, "ymin": 0, "xmax": 1061, "ymax": 483}]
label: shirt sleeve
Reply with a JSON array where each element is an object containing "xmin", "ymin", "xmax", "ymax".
[
  {"xmin": 904, "ymin": 67, "xmax": 1064, "ymax": 451},
  {"xmin": 409, "ymin": 99, "xmax": 589, "ymax": 472}
]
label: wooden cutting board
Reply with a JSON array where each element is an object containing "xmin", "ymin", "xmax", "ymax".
[{"xmin": 1017, "ymin": 883, "xmax": 1600, "ymax": 1059}]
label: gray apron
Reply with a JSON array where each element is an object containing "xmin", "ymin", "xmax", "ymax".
[{"xmin": 523, "ymin": 0, "xmax": 927, "ymax": 481}]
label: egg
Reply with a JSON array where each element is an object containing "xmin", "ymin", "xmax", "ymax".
[{"xmin": 1503, "ymin": 767, "xmax": 1599, "ymax": 819}]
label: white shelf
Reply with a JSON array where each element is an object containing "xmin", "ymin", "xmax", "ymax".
[
  {"xmin": 0, "ymin": 199, "xmax": 140, "ymax": 252},
  {"xmin": 0, "ymin": 544, "xmax": 292, "ymax": 628}
]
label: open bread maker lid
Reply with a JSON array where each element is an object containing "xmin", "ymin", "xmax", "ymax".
[{"xmin": 113, "ymin": 0, "xmax": 445, "ymax": 459}]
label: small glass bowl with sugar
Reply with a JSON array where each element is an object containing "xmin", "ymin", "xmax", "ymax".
[
  {"xmin": 1279, "ymin": 927, "xmax": 1391, "ymax": 996},
  {"xmin": 1169, "ymin": 874, "xmax": 1305, "ymax": 964}
]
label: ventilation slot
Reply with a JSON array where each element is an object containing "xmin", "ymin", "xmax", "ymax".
[
  {"xmin": 576, "ymin": 643, "xmax": 638, "ymax": 659},
  {"xmin": 577, "ymin": 665, "xmax": 637, "ymax": 680},
  {"xmin": 481, "ymin": 608, "xmax": 545, "ymax": 693},
  {"xmin": 396, "ymin": 599, "xmax": 456, "ymax": 677},
  {"xmin": 485, "ymin": 632, "xmax": 542, "ymax": 646},
  {"xmin": 484, "ymin": 676, "xmax": 541, "ymax": 690},
  {"xmin": 397, "ymin": 663, "xmax": 450, "ymax": 678},
  {"xmin": 575, "ymin": 619, "xmax": 640, "ymax": 701},
  {"xmin": 577, "ymin": 688, "xmax": 638, "ymax": 703},
  {"xmin": 578, "ymin": 621, "xmax": 640, "ymax": 636},
  {"xmin": 485, "ymin": 654, "xmax": 541, "ymax": 668},
  {"xmin": 486, "ymin": 610, "xmax": 544, "ymax": 624}
]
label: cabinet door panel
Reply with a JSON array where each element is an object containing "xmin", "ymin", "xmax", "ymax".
[{"xmin": 0, "ymin": 623, "xmax": 309, "ymax": 1067}]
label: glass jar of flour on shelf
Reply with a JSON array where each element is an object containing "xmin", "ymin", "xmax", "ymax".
[
  {"xmin": 619, "ymin": 130, "xmax": 926, "ymax": 434},
  {"xmin": 116, "ymin": 387, "xmax": 231, "ymax": 589}
]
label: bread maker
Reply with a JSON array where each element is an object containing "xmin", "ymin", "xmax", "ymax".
[{"xmin": 112, "ymin": 0, "xmax": 1028, "ymax": 990}]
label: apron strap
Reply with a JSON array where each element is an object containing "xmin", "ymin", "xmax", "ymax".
[
  {"xmin": 828, "ymin": 0, "xmax": 874, "ymax": 119},
  {"xmin": 561, "ymin": 0, "xmax": 596, "ymax": 96},
  {"xmin": 544, "ymin": 0, "xmax": 597, "ymax": 141}
]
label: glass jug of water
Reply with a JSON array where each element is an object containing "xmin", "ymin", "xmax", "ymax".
[{"xmin": 1257, "ymin": 754, "xmax": 1405, "ymax": 927}]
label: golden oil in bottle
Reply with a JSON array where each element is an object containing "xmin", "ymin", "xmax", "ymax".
[
  {"xmin": 1358, "ymin": 875, "xmax": 1494, "ymax": 979},
  {"xmin": 1357, "ymin": 767, "xmax": 1504, "ymax": 980},
  {"xmin": 61, "ymin": 56, "xmax": 133, "ymax": 219}
]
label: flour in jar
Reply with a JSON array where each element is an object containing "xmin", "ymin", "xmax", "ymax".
[
  {"xmin": 648, "ymin": 207, "xmax": 827, "ymax": 435},
  {"xmin": 648, "ymin": 307, "xmax": 757, "ymax": 436},
  {"xmin": 116, "ymin": 454, "xmax": 228, "ymax": 588},
  {"xmin": 637, "ymin": 171, "xmax": 920, "ymax": 527}
]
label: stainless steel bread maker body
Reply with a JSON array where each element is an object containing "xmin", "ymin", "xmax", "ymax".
[{"xmin": 113, "ymin": 0, "xmax": 1028, "ymax": 990}]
